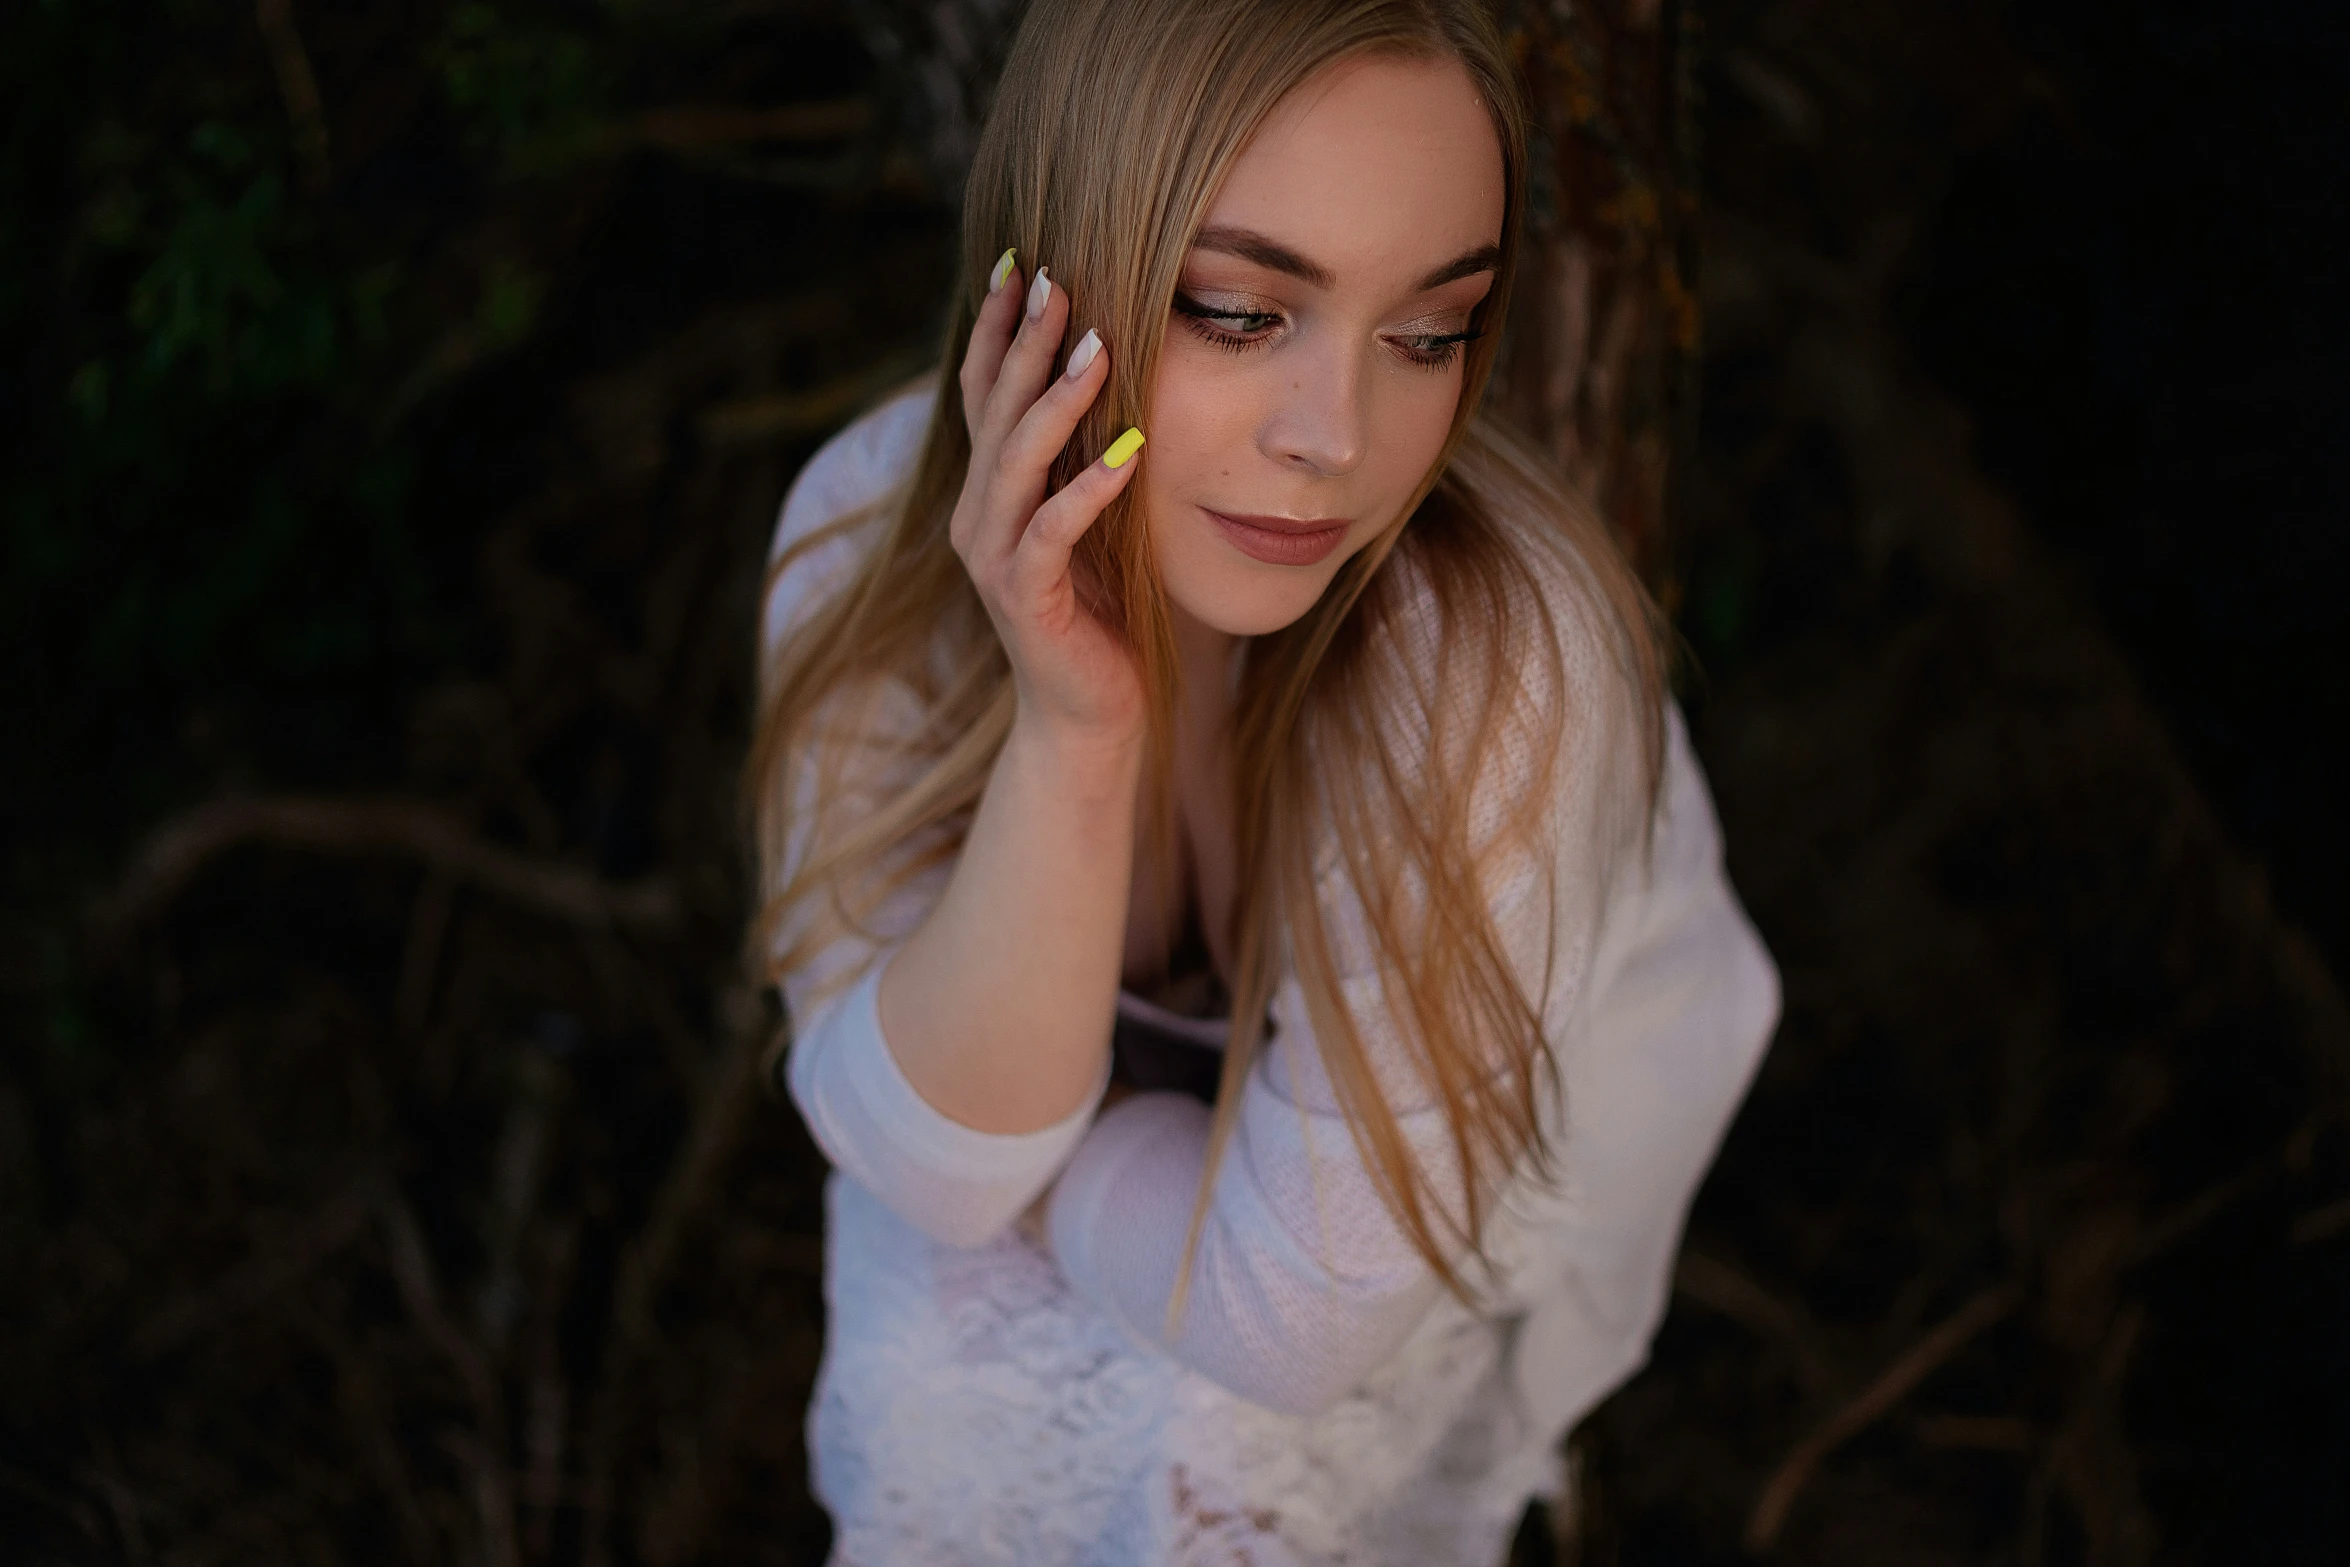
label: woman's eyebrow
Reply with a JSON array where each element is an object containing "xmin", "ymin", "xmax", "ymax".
[
  {"xmin": 1414, "ymin": 243, "xmax": 1501, "ymax": 293},
  {"xmin": 1191, "ymin": 225, "xmax": 1334, "ymax": 287},
  {"xmin": 1189, "ymin": 226, "xmax": 1501, "ymax": 295}
]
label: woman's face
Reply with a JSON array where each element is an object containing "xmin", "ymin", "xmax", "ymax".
[{"xmin": 1142, "ymin": 52, "xmax": 1506, "ymax": 638}]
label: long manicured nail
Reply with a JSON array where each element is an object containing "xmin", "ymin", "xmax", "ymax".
[
  {"xmin": 1101, "ymin": 427, "xmax": 1145, "ymax": 469},
  {"xmin": 1064, "ymin": 328, "xmax": 1102, "ymax": 380},
  {"xmin": 989, "ymin": 247, "xmax": 1017, "ymax": 293},
  {"xmin": 1026, "ymin": 267, "xmax": 1051, "ymax": 322}
]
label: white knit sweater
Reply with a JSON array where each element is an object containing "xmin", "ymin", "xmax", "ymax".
[{"xmin": 764, "ymin": 387, "xmax": 1780, "ymax": 1567}]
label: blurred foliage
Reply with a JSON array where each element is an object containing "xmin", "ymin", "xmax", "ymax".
[
  {"xmin": 435, "ymin": 2, "xmax": 607, "ymax": 176},
  {"xmin": 0, "ymin": 0, "xmax": 867, "ymax": 891},
  {"xmin": 10, "ymin": 6, "xmax": 514, "ymax": 847}
]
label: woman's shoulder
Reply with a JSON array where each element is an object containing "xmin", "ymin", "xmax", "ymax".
[
  {"xmin": 773, "ymin": 379, "xmax": 937, "ymax": 556},
  {"xmin": 762, "ymin": 381, "xmax": 939, "ymax": 652}
]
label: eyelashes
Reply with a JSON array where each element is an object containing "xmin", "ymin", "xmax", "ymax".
[{"xmin": 1171, "ymin": 291, "xmax": 1480, "ymax": 371}]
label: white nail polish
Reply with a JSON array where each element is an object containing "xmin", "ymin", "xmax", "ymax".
[
  {"xmin": 1064, "ymin": 328, "xmax": 1101, "ymax": 380},
  {"xmin": 1026, "ymin": 267, "xmax": 1051, "ymax": 322}
]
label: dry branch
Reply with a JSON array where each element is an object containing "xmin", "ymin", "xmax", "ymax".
[
  {"xmin": 379, "ymin": 1195, "xmax": 505, "ymax": 1435},
  {"xmin": 2290, "ymin": 1193, "xmax": 2350, "ymax": 1246},
  {"xmin": 1745, "ymin": 1285, "xmax": 2021, "ymax": 1551},
  {"xmin": 1674, "ymin": 1248, "xmax": 1835, "ymax": 1395},
  {"xmin": 95, "ymin": 796, "xmax": 679, "ymax": 939},
  {"xmin": 611, "ymin": 993, "xmax": 770, "ymax": 1345},
  {"xmin": 696, "ymin": 354, "xmax": 931, "ymax": 447},
  {"xmin": 130, "ymin": 1187, "xmax": 374, "ymax": 1358},
  {"xmin": 381, "ymin": 1197, "xmax": 523, "ymax": 1567},
  {"xmin": 254, "ymin": 0, "xmax": 330, "ymax": 190},
  {"xmin": 299, "ymin": 1302, "xmax": 439, "ymax": 1567},
  {"xmin": 636, "ymin": 99, "xmax": 872, "ymax": 151}
]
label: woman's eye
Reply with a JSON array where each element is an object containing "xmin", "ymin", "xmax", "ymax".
[
  {"xmin": 1392, "ymin": 330, "xmax": 1479, "ymax": 369},
  {"xmin": 1173, "ymin": 291, "xmax": 1284, "ymax": 351}
]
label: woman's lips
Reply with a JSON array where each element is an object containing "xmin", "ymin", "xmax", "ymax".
[{"xmin": 1202, "ymin": 508, "xmax": 1352, "ymax": 567}]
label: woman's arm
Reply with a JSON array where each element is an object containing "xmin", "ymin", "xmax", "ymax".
[
  {"xmin": 877, "ymin": 718, "xmax": 1141, "ymax": 1134},
  {"xmin": 874, "ymin": 258, "xmax": 1153, "ymax": 1139},
  {"xmin": 770, "ymin": 257, "xmax": 1152, "ymax": 1247}
]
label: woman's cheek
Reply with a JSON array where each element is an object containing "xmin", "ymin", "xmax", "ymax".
[
  {"xmin": 1157, "ymin": 339, "xmax": 1263, "ymax": 469},
  {"xmin": 1365, "ymin": 364, "xmax": 1461, "ymax": 517}
]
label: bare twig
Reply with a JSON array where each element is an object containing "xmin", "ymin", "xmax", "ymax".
[
  {"xmin": 253, "ymin": 0, "xmax": 330, "ymax": 191},
  {"xmin": 2289, "ymin": 1193, "xmax": 2350, "ymax": 1246},
  {"xmin": 2127, "ymin": 1153, "xmax": 2284, "ymax": 1265},
  {"xmin": 696, "ymin": 354, "xmax": 930, "ymax": 447},
  {"xmin": 95, "ymin": 796, "xmax": 679, "ymax": 939},
  {"xmin": 1674, "ymin": 1248, "xmax": 1836, "ymax": 1395},
  {"xmin": 611, "ymin": 989, "xmax": 770, "ymax": 1343},
  {"xmin": 441, "ymin": 1429, "xmax": 523, "ymax": 1567},
  {"xmin": 1913, "ymin": 1413, "xmax": 2034, "ymax": 1452},
  {"xmin": 378, "ymin": 1195, "xmax": 505, "ymax": 1436},
  {"xmin": 381, "ymin": 1197, "xmax": 523, "ymax": 1567},
  {"xmin": 520, "ymin": 1259, "xmax": 576, "ymax": 1562},
  {"xmin": 2046, "ymin": 1304, "xmax": 2155, "ymax": 1567},
  {"xmin": 395, "ymin": 870, "xmax": 459, "ymax": 1037},
  {"xmin": 635, "ymin": 99, "xmax": 872, "ymax": 151},
  {"xmin": 476, "ymin": 1051, "xmax": 568, "ymax": 1355},
  {"xmin": 78, "ymin": 1430, "xmax": 150, "ymax": 1565},
  {"xmin": 1745, "ymin": 1284, "xmax": 2020, "ymax": 1551},
  {"xmin": 0, "ymin": 1460, "xmax": 107, "ymax": 1547},
  {"xmin": 580, "ymin": 990, "xmax": 772, "ymax": 1567},
  {"xmin": 296, "ymin": 1301, "xmax": 438, "ymax": 1567},
  {"xmin": 131, "ymin": 1186, "xmax": 374, "ymax": 1357}
]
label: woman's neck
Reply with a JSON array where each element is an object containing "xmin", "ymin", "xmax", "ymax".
[{"xmin": 1167, "ymin": 604, "xmax": 1239, "ymax": 740}]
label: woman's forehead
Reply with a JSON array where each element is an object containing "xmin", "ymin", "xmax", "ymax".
[{"xmin": 1198, "ymin": 53, "xmax": 1505, "ymax": 296}]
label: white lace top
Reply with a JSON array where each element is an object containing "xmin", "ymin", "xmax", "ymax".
[{"xmin": 764, "ymin": 388, "xmax": 1780, "ymax": 1567}]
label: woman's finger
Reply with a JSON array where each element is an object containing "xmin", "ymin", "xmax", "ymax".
[
  {"xmin": 978, "ymin": 267, "xmax": 1070, "ymax": 449},
  {"xmin": 958, "ymin": 248, "xmax": 1023, "ymax": 441},
  {"xmin": 968, "ymin": 327, "xmax": 1111, "ymax": 565},
  {"xmin": 996, "ymin": 326, "xmax": 1109, "ymax": 493},
  {"xmin": 1006, "ymin": 426, "xmax": 1143, "ymax": 597}
]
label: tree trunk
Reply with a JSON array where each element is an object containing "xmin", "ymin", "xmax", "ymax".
[{"xmin": 1490, "ymin": 0, "xmax": 1701, "ymax": 599}]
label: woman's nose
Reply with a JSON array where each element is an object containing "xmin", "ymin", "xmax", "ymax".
[{"xmin": 1257, "ymin": 341, "xmax": 1367, "ymax": 478}]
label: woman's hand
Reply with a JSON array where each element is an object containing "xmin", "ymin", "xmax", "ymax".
[{"xmin": 952, "ymin": 254, "xmax": 1148, "ymax": 749}]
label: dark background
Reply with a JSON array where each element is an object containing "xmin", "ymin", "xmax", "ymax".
[{"xmin": 4, "ymin": 1, "xmax": 2344, "ymax": 1563}]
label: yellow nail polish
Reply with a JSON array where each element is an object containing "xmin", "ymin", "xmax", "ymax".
[
  {"xmin": 990, "ymin": 247, "xmax": 1017, "ymax": 293},
  {"xmin": 1101, "ymin": 427, "xmax": 1145, "ymax": 469}
]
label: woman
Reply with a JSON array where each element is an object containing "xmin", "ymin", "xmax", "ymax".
[{"xmin": 750, "ymin": 0, "xmax": 1779, "ymax": 1561}]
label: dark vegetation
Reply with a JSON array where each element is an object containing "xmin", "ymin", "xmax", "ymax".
[{"xmin": 3, "ymin": 1, "xmax": 2343, "ymax": 1564}]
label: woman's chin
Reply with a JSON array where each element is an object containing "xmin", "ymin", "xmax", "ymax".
[
  {"xmin": 1157, "ymin": 526, "xmax": 1364, "ymax": 639},
  {"xmin": 1162, "ymin": 564, "xmax": 1341, "ymax": 639}
]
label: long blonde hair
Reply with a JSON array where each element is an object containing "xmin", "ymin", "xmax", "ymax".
[{"xmin": 749, "ymin": 0, "xmax": 1667, "ymax": 1318}]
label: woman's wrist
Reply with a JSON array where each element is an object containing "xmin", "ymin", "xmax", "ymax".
[{"xmin": 1002, "ymin": 707, "xmax": 1148, "ymax": 804}]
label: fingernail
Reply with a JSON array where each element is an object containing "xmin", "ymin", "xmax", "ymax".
[
  {"xmin": 1101, "ymin": 427, "xmax": 1145, "ymax": 469},
  {"xmin": 1064, "ymin": 328, "xmax": 1101, "ymax": 380},
  {"xmin": 1026, "ymin": 267, "xmax": 1051, "ymax": 322},
  {"xmin": 989, "ymin": 247, "xmax": 1016, "ymax": 293}
]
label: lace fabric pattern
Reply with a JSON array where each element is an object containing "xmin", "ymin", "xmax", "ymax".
[{"xmin": 815, "ymin": 1172, "xmax": 1565, "ymax": 1567}]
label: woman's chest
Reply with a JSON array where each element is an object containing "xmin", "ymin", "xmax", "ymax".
[{"xmin": 1120, "ymin": 744, "xmax": 1241, "ymax": 1000}]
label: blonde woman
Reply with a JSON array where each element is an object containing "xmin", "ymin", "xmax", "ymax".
[{"xmin": 750, "ymin": 0, "xmax": 1779, "ymax": 1560}]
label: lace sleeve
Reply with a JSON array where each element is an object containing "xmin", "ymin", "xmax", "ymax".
[{"xmin": 764, "ymin": 386, "xmax": 1111, "ymax": 1249}]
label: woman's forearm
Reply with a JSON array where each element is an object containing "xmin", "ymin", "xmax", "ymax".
[{"xmin": 876, "ymin": 716, "xmax": 1141, "ymax": 1135}]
